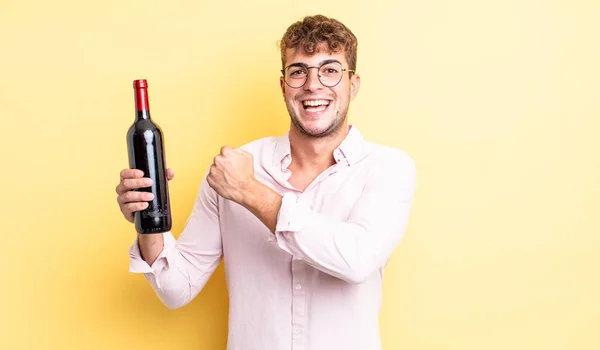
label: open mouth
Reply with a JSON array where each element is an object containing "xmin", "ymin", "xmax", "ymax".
[{"xmin": 302, "ymin": 99, "xmax": 331, "ymax": 112}]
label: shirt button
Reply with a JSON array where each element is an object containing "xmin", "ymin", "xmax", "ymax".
[
  {"xmin": 267, "ymin": 235, "xmax": 276, "ymax": 242},
  {"xmin": 294, "ymin": 284, "xmax": 302, "ymax": 290},
  {"xmin": 294, "ymin": 327, "xmax": 303, "ymax": 335}
]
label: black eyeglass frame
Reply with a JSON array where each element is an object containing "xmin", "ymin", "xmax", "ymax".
[{"xmin": 280, "ymin": 60, "xmax": 356, "ymax": 89}]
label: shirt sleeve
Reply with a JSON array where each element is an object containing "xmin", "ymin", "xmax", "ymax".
[
  {"xmin": 127, "ymin": 173, "xmax": 223, "ymax": 309},
  {"xmin": 274, "ymin": 153, "xmax": 416, "ymax": 284}
]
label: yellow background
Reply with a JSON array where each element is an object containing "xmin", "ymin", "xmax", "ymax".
[{"xmin": 1, "ymin": 0, "xmax": 598, "ymax": 349}]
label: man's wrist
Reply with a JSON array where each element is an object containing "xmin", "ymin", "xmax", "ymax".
[
  {"xmin": 240, "ymin": 178, "xmax": 270, "ymax": 209},
  {"xmin": 240, "ymin": 178, "xmax": 283, "ymax": 232}
]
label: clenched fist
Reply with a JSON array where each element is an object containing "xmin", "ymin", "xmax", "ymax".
[{"xmin": 207, "ymin": 146, "xmax": 255, "ymax": 204}]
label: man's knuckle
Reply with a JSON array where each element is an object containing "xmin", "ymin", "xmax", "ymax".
[{"xmin": 128, "ymin": 203, "xmax": 138, "ymax": 212}]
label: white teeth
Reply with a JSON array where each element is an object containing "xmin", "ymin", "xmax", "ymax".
[{"xmin": 303, "ymin": 100, "xmax": 329, "ymax": 107}]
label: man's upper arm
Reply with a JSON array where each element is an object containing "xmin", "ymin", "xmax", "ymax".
[{"xmin": 274, "ymin": 150, "xmax": 416, "ymax": 283}]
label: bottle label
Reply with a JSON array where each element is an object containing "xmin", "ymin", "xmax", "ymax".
[
  {"xmin": 142, "ymin": 203, "xmax": 170, "ymax": 219},
  {"xmin": 143, "ymin": 226, "xmax": 168, "ymax": 233}
]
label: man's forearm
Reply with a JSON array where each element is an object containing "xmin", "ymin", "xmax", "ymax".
[
  {"xmin": 137, "ymin": 233, "xmax": 165, "ymax": 266},
  {"xmin": 240, "ymin": 179, "xmax": 282, "ymax": 233}
]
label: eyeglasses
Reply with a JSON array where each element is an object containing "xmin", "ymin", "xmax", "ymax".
[{"xmin": 281, "ymin": 60, "xmax": 355, "ymax": 88}]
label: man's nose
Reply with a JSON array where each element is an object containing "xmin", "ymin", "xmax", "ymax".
[{"xmin": 303, "ymin": 68, "xmax": 323, "ymax": 91}]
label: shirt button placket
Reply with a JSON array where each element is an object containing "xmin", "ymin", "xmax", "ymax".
[
  {"xmin": 334, "ymin": 148, "xmax": 342, "ymax": 163},
  {"xmin": 291, "ymin": 257, "xmax": 306, "ymax": 350}
]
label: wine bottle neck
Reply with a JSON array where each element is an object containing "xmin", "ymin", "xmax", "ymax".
[
  {"xmin": 136, "ymin": 110, "xmax": 151, "ymax": 120},
  {"xmin": 134, "ymin": 84, "xmax": 151, "ymax": 120}
]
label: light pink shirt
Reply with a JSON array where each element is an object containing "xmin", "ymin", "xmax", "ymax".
[{"xmin": 128, "ymin": 125, "xmax": 416, "ymax": 350}]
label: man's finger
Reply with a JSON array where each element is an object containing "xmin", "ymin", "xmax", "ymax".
[
  {"xmin": 166, "ymin": 168, "xmax": 175, "ymax": 180},
  {"xmin": 213, "ymin": 155, "xmax": 223, "ymax": 166},
  {"xmin": 122, "ymin": 178, "xmax": 153, "ymax": 190},
  {"xmin": 220, "ymin": 145, "xmax": 232, "ymax": 155},
  {"xmin": 232, "ymin": 148, "xmax": 251, "ymax": 158},
  {"xmin": 123, "ymin": 201, "xmax": 149, "ymax": 216},
  {"xmin": 119, "ymin": 190, "xmax": 154, "ymax": 205},
  {"xmin": 120, "ymin": 168, "xmax": 143, "ymax": 181}
]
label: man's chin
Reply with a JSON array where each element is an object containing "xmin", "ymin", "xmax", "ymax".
[{"xmin": 293, "ymin": 120, "xmax": 342, "ymax": 139}]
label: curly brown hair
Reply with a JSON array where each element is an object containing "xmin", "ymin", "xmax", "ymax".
[{"xmin": 279, "ymin": 15, "xmax": 358, "ymax": 72}]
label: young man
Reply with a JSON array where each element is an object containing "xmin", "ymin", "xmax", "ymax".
[{"xmin": 116, "ymin": 14, "xmax": 416, "ymax": 350}]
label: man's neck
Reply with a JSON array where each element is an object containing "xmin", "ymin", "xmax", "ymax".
[{"xmin": 288, "ymin": 124, "xmax": 349, "ymax": 172}]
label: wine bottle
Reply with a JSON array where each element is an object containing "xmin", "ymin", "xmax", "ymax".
[{"xmin": 127, "ymin": 79, "xmax": 172, "ymax": 234}]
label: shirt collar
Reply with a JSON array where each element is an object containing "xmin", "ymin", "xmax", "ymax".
[{"xmin": 272, "ymin": 125, "xmax": 368, "ymax": 168}]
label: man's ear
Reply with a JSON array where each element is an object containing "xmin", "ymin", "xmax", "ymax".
[
  {"xmin": 280, "ymin": 76, "xmax": 285, "ymax": 95},
  {"xmin": 350, "ymin": 73, "xmax": 360, "ymax": 100}
]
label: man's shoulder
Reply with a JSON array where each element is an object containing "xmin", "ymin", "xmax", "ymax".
[
  {"xmin": 238, "ymin": 135, "xmax": 281, "ymax": 155},
  {"xmin": 360, "ymin": 141, "xmax": 416, "ymax": 188},
  {"xmin": 363, "ymin": 140, "xmax": 415, "ymax": 168}
]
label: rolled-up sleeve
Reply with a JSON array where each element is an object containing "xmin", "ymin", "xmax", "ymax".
[
  {"xmin": 274, "ymin": 154, "xmax": 416, "ymax": 284},
  {"xmin": 128, "ymin": 231, "xmax": 178, "ymax": 280}
]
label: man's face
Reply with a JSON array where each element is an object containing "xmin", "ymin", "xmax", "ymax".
[{"xmin": 280, "ymin": 45, "xmax": 360, "ymax": 138}]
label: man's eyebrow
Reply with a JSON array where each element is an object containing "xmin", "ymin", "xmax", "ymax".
[
  {"xmin": 287, "ymin": 59, "xmax": 342, "ymax": 67},
  {"xmin": 287, "ymin": 62, "xmax": 308, "ymax": 68},
  {"xmin": 319, "ymin": 59, "xmax": 341, "ymax": 66}
]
